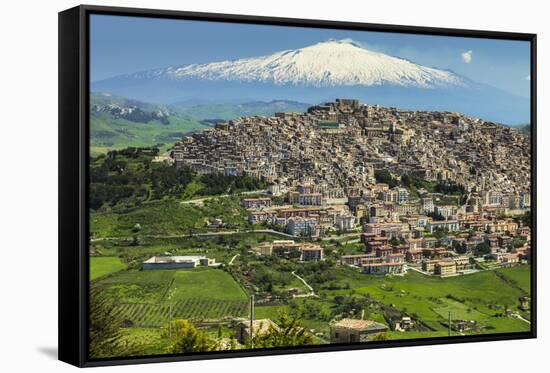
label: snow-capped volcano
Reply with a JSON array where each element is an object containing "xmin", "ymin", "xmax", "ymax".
[
  {"xmin": 139, "ymin": 39, "xmax": 467, "ymax": 89},
  {"xmin": 93, "ymin": 39, "xmax": 529, "ymax": 125}
]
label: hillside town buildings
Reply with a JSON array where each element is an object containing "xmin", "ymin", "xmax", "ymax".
[{"xmin": 170, "ymin": 99, "xmax": 531, "ymax": 276}]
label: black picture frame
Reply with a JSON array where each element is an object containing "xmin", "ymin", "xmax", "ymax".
[{"xmin": 59, "ymin": 4, "xmax": 537, "ymax": 368}]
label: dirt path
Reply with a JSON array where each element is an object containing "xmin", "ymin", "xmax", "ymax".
[{"xmin": 291, "ymin": 271, "xmax": 316, "ymax": 297}]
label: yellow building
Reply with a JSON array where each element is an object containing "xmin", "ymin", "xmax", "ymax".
[{"xmin": 434, "ymin": 261, "xmax": 457, "ymax": 276}]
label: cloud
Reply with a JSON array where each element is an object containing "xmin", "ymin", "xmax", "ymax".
[
  {"xmin": 461, "ymin": 50, "xmax": 473, "ymax": 64},
  {"xmin": 526, "ymin": 74, "xmax": 531, "ymax": 81}
]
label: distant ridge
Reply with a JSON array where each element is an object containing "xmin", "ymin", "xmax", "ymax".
[{"xmin": 92, "ymin": 39, "xmax": 529, "ymax": 125}]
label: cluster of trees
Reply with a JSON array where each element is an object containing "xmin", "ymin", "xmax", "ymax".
[
  {"xmin": 160, "ymin": 312, "xmax": 314, "ymax": 354},
  {"xmin": 427, "ymin": 210, "xmax": 446, "ymax": 221},
  {"xmin": 388, "ymin": 236, "xmax": 406, "ymax": 246},
  {"xmin": 514, "ymin": 212, "xmax": 531, "ymax": 227},
  {"xmin": 247, "ymin": 262, "xmax": 294, "ymax": 293},
  {"xmin": 375, "ymin": 170, "xmax": 437, "ymax": 192},
  {"xmin": 374, "ymin": 170, "xmax": 468, "ymax": 202},
  {"xmin": 374, "ymin": 169, "xmax": 399, "ymax": 188},
  {"xmin": 90, "ymin": 148, "xmax": 165, "ymax": 209},
  {"xmin": 150, "ymin": 164, "xmax": 194, "ymax": 199},
  {"xmin": 161, "ymin": 320, "xmax": 221, "ymax": 353},
  {"xmin": 199, "ymin": 174, "xmax": 267, "ymax": 195},
  {"xmin": 89, "ymin": 150, "xmax": 152, "ymax": 209},
  {"xmin": 452, "ymin": 240, "xmax": 469, "ymax": 254},
  {"xmin": 89, "ymin": 286, "xmax": 143, "ymax": 358},
  {"xmin": 296, "ymin": 260, "xmax": 337, "ymax": 285},
  {"xmin": 474, "ymin": 242, "xmax": 491, "ymax": 255},
  {"xmin": 332, "ymin": 294, "xmax": 375, "ymax": 320},
  {"xmin": 434, "ymin": 182, "xmax": 466, "ymax": 195},
  {"xmin": 248, "ymin": 312, "xmax": 314, "ymax": 348},
  {"xmin": 289, "ymin": 299, "xmax": 332, "ymax": 322},
  {"xmin": 89, "ymin": 147, "xmax": 268, "ymax": 210},
  {"xmin": 400, "ymin": 174, "xmax": 435, "ymax": 192}
]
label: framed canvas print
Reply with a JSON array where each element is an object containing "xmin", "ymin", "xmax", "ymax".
[{"xmin": 58, "ymin": 5, "xmax": 536, "ymax": 367}]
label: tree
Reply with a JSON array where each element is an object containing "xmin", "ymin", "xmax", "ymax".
[
  {"xmin": 89, "ymin": 286, "xmax": 141, "ymax": 358},
  {"xmin": 129, "ymin": 235, "xmax": 140, "ymax": 246},
  {"xmin": 371, "ymin": 333, "xmax": 390, "ymax": 341},
  {"xmin": 452, "ymin": 241, "xmax": 468, "ymax": 254},
  {"xmin": 427, "ymin": 211, "xmax": 445, "ymax": 221},
  {"xmin": 475, "ymin": 242, "xmax": 491, "ymax": 256},
  {"xmin": 162, "ymin": 320, "xmax": 219, "ymax": 353},
  {"xmin": 374, "ymin": 169, "xmax": 399, "ymax": 188},
  {"xmin": 250, "ymin": 312, "xmax": 315, "ymax": 348}
]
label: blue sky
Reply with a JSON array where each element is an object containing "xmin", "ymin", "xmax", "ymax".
[{"xmin": 90, "ymin": 15, "xmax": 531, "ymax": 98}]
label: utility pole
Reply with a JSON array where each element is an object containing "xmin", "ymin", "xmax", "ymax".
[
  {"xmin": 249, "ymin": 294, "xmax": 255, "ymax": 348},
  {"xmin": 169, "ymin": 304, "xmax": 173, "ymax": 338},
  {"xmin": 448, "ymin": 311, "xmax": 451, "ymax": 337}
]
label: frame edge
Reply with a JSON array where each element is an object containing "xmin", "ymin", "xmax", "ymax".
[{"xmin": 58, "ymin": 5, "xmax": 86, "ymax": 368}]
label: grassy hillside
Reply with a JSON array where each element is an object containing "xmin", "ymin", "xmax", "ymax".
[
  {"xmin": 90, "ymin": 116, "xmax": 208, "ymax": 156},
  {"xmin": 90, "ymin": 197, "xmax": 249, "ymax": 238},
  {"xmin": 90, "ymin": 257, "xmax": 127, "ymax": 280},
  {"xmin": 90, "ymin": 94, "xmax": 311, "ymax": 156},
  {"xmin": 310, "ymin": 267, "xmax": 530, "ymax": 334},
  {"xmin": 172, "ymin": 100, "xmax": 310, "ymax": 121}
]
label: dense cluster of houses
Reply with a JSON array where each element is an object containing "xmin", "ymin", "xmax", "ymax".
[
  {"xmin": 167, "ymin": 98, "xmax": 531, "ymax": 276},
  {"xmin": 170, "ymin": 98, "xmax": 530, "ymax": 212}
]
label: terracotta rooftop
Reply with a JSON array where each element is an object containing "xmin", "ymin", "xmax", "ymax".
[{"xmin": 332, "ymin": 319, "xmax": 388, "ymax": 331}]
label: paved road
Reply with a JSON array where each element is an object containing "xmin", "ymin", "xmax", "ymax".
[
  {"xmin": 321, "ymin": 232, "xmax": 361, "ymax": 241},
  {"xmin": 180, "ymin": 189, "xmax": 268, "ymax": 205},
  {"xmin": 90, "ymin": 228, "xmax": 297, "ymax": 242}
]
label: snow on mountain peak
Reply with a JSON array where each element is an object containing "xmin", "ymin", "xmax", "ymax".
[{"xmin": 146, "ymin": 39, "xmax": 468, "ymax": 89}]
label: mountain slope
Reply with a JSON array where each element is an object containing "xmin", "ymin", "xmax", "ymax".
[
  {"xmin": 92, "ymin": 39, "xmax": 529, "ymax": 125},
  {"xmin": 148, "ymin": 39, "xmax": 467, "ymax": 88},
  {"xmin": 172, "ymin": 100, "xmax": 311, "ymax": 121},
  {"xmin": 90, "ymin": 93, "xmax": 209, "ymax": 155}
]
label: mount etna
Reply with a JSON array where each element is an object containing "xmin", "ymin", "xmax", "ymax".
[{"xmin": 93, "ymin": 39, "xmax": 529, "ymax": 125}]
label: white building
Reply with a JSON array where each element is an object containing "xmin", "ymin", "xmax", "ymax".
[{"xmin": 142, "ymin": 256, "xmax": 216, "ymax": 270}]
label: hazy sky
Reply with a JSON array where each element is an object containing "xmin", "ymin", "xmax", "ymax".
[{"xmin": 90, "ymin": 14, "xmax": 531, "ymax": 98}]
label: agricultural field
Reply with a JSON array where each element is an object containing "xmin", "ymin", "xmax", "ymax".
[
  {"xmin": 90, "ymin": 235, "xmax": 532, "ymax": 354},
  {"xmin": 119, "ymin": 327, "xmax": 175, "ymax": 355},
  {"xmin": 96, "ymin": 268, "xmax": 248, "ymax": 327},
  {"xmin": 306, "ymin": 266, "xmax": 531, "ymax": 336},
  {"xmin": 90, "ymin": 256, "xmax": 127, "ymax": 280},
  {"xmin": 496, "ymin": 265, "xmax": 531, "ymax": 294}
]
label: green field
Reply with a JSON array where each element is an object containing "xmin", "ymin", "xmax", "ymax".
[
  {"xmin": 98, "ymin": 268, "xmax": 248, "ymax": 327},
  {"xmin": 313, "ymin": 267, "xmax": 531, "ymax": 335},
  {"xmin": 90, "ymin": 257, "xmax": 126, "ymax": 280},
  {"xmin": 496, "ymin": 265, "xmax": 531, "ymax": 294},
  {"xmin": 90, "ymin": 116, "xmax": 208, "ymax": 156},
  {"xmin": 119, "ymin": 328, "xmax": 174, "ymax": 355},
  {"xmin": 90, "ymin": 197, "xmax": 249, "ymax": 238}
]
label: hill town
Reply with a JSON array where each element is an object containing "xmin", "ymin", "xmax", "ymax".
[
  {"xmin": 89, "ymin": 98, "xmax": 531, "ymax": 358},
  {"xmin": 168, "ymin": 99, "xmax": 531, "ymax": 268}
]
